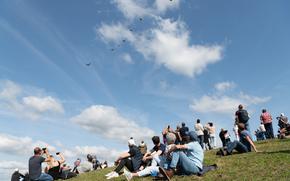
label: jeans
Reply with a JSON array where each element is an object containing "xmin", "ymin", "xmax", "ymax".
[
  {"xmin": 209, "ymin": 136, "xmax": 215, "ymax": 148},
  {"xmin": 197, "ymin": 135, "xmax": 204, "ymax": 149},
  {"xmin": 226, "ymin": 140, "xmax": 248, "ymax": 154},
  {"xmin": 34, "ymin": 173, "xmax": 53, "ymax": 181},
  {"xmin": 264, "ymin": 123, "xmax": 274, "ymax": 139},
  {"xmin": 114, "ymin": 158, "xmax": 134, "ymax": 173},
  {"xmin": 169, "ymin": 151, "xmax": 200, "ymax": 175},
  {"xmin": 137, "ymin": 166, "xmax": 159, "ymax": 177},
  {"xmin": 151, "ymin": 155, "xmax": 165, "ymax": 167}
]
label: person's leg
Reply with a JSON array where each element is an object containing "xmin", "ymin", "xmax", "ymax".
[
  {"xmin": 114, "ymin": 158, "xmax": 129, "ymax": 173},
  {"xmin": 264, "ymin": 123, "xmax": 270, "ymax": 139},
  {"xmin": 137, "ymin": 166, "xmax": 159, "ymax": 177},
  {"xmin": 175, "ymin": 151, "xmax": 200, "ymax": 175},
  {"xmin": 226, "ymin": 141, "xmax": 238, "ymax": 154},
  {"xmin": 269, "ymin": 123, "xmax": 274, "ymax": 138},
  {"xmin": 234, "ymin": 141, "xmax": 249, "ymax": 153},
  {"xmin": 38, "ymin": 173, "xmax": 53, "ymax": 181},
  {"xmin": 244, "ymin": 122, "xmax": 251, "ymax": 135},
  {"xmin": 151, "ymin": 155, "xmax": 161, "ymax": 167}
]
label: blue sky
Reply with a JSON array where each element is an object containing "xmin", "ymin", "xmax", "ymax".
[{"xmin": 1, "ymin": 0, "xmax": 290, "ymax": 179}]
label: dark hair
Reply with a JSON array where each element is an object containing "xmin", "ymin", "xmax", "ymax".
[
  {"xmin": 152, "ymin": 136, "xmax": 160, "ymax": 145},
  {"xmin": 181, "ymin": 122, "xmax": 185, "ymax": 126},
  {"xmin": 238, "ymin": 104, "xmax": 243, "ymax": 109},
  {"xmin": 262, "ymin": 109, "xmax": 266, "ymax": 113},
  {"xmin": 209, "ymin": 122, "xmax": 213, "ymax": 127},
  {"xmin": 197, "ymin": 119, "xmax": 200, "ymax": 123},
  {"xmin": 34, "ymin": 147, "xmax": 42, "ymax": 155}
]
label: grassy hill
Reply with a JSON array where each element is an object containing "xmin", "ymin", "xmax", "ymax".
[{"xmin": 69, "ymin": 139, "xmax": 290, "ymax": 181}]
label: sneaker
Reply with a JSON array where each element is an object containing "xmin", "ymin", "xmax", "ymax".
[
  {"xmin": 106, "ymin": 171, "xmax": 119, "ymax": 179},
  {"xmin": 105, "ymin": 171, "xmax": 114, "ymax": 177},
  {"xmin": 124, "ymin": 169, "xmax": 133, "ymax": 181}
]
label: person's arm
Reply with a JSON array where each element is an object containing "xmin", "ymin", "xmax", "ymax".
[
  {"xmin": 245, "ymin": 136, "xmax": 258, "ymax": 152},
  {"xmin": 115, "ymin": 152, "xmax": 130, "ymax": 163},
  {"xmin": 168, "ymin": 144, "xmax": 188, "ymax": 153},
  {"xmin": 58, "ymin": 153, "xmax": 66, "ymax": 164},
  {"xmin": 43, "ymin": 149, "xmax": 51, "ymax": 162}
]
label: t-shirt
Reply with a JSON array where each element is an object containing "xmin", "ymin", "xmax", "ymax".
[
  {"xmin": 184, "ymin": 142, "xmax": 204, "ymax": 170},
  {"xmin": 194, "ymin": 123, "xmax": 204, "ymax": 136},
  {"xmin": 29, "ymin": 155, "xmax": 45, "ymax": 180},
  {"xmin": 150, "ymin": 143, "xmax": 166, "ymax": 155},
  {"xmin": 239, "ymin": 130, "xmax": 252, "ymax": 152},
  {"xmin": 260, "ymin": 112, "xmax": 272, "ymax": 124},
  {"xmin": 128, "ymin": 145, "xmax": 143, "ymax": 171},
  {"xmin": 235, "ymin": 109, "xmax": 249, "ymax": 123},
  {"xmin": 48, "ymin": 161, "xmax": 61, "ymax": 180},
  {"xmin": 179, "ymin": 126, "xmax": 189, "ymax": 137}
]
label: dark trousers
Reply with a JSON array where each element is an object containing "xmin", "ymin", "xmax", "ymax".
[
  {"xmin": 198, "ymin": 135, "xmax": 204, "ymax": 149},
  {"xmin": 264, "ymin": 123, "xmax": 274, "ymax": 139},
  {"xmin": 226, "ymin": 140, "xmax": 248, "ymax": 154},
  {"xmin": 114, "ymin": 158, "xmax": 134, "ymax": 173}
]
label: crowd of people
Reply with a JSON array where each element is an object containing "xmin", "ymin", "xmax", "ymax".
[{"xmin": 11, "ymin": 104, "xmax": 290, "ymax": 181}]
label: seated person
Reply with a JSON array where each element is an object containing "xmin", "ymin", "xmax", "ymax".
[
  {"xmin": 11, "ymin": 168, "xmax": 25, "ymax": 181},
  {"xmin": 29, "ymin": 147, "xmax": 53, "ymax": 181},
  {"xmin": 101, "ymin": 161, "xmax": 108, "ymax": 169},
  {"xmin": 143, "ymin": 136, "xmax": 166, "ymax": 167},
  {"xmin": 72, "ymin": 158, "xmax": 81, "ymax": 173},
  {"xmin": 45, "ymin": 152, "xmax": 66, "ymax": 180},
  {"xmin": 220, "ymin": 123, "xmax": 258, "ymax": 156},
  {"xmin": 123, "ymin": 133, "xmax": 177, "ymax": 181},
  {"xmin": 106, "ymin": 138, "xmax": 143, "ymax": 179},
  {"xmin": 159, "ymin": 131, "xmax": 204, "ymax": 180}
]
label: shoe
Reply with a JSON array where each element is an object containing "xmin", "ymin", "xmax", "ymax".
[
  {"xmin": 219, "ymin": 148, "xmax": 228, "ymax": 156},
  {"xmin": 106, "ymin": 171, "xmax": 119, "ymax": 179},
  {"xmin": 124, "ymin": 169, "xmax": 133, "ymax": 181},
  {"xmin": 159, "ymin": 167, "xmax": 174, "ymax": 181},
  {"xmin": 105, "ymin": 171, "xmax": 114, "ymax": 177}
]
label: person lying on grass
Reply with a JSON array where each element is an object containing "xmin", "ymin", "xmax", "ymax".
[{"xmin": 219, "ymin": 123, "xmax": 259, "ymax": 156}]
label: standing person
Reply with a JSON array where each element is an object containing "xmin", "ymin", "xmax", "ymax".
[
  {"xmin": 162, "ymin": 125, "xmax": 174, "ymax": 144},
  {"xmin": 179, "ymin": 122, "xmax": 189, "ymax": 144},
  {"xmin": 207, "ymin": 122, "xmax": 216, "ymax": 149},
  {"xmin": 258, "ymin": 122, "xmax": 266, "ymax": 140},
  {"xmin": 235, "ymin": 104, "xmax": 250, "ymax": 132},
  {"xmin": 260, "ymin": 109, "xmax": 274, "ymax": 139},
  {"xmin": 106, "ymin": 139, "xmax": 143, "ymax": 179},
  {"xmin": 203, "ymin": 127, "xmax": 211, "ymax": 150},
  {"xmin": 194, "ymin": 119, "xmax": 204, "ymax": 149},
  {"xmin": 29, "ymin": 147, "xmax": 53, "ymax": 181}
]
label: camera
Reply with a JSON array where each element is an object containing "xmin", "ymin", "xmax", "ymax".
[
  {"xmin": 42, "ymin": 148, "xmax": 47, "ymax": 151},
  {"xmin": 56, "ymin": 152, "xmax": 60, "ymax": 155}
]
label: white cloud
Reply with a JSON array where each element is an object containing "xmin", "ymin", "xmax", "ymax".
[
  {"xmin": 215, "ymin": 81, "xmax": 236, "ymax": 92},
  {"xmin": 0, "ymin": 133, "xmax": 55, "ymax": 155},
  {"xmin": 154, "ymin": 0, "xmax": 180, "ymax": 13},
  {"xmin": 22, "ymin": 96, "xmax": 64, "ymax": 113},
  {"xmin": 0, "ymin": 161, "xmax": 27, "ymax": 170},
  {"xmin": 190, "ymin": 93, "xmax": 271, "ymax": 115},
  {"xmin": 71, "ymin": 105, "xmax": 155, "ymax": 143},
  {"xmin": 0, "ymin": 80, "xmax": 64, "ymax": 120},
  {"xmin": 63, "ymin": 146, "xmax": 121, "ymax": 163},
  {"xmin": 98, "ymin": 18, "xmax": 223, "ymax": 77},
  {"xmin": 121, "ymin": 53, "xmax": 134, "ymax": 64}
]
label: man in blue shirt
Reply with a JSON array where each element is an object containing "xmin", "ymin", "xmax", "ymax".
[
  {"xmin": 220, "ymin": 123, "xmax": 258, "ymax": 156},
  {"xmin": 159, "ymin": 131, "xmax": 204, "ymax": 180}
]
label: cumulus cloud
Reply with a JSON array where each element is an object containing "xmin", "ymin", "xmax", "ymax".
[
  {"xmin": 0, "ymin": 133, "xmax": 55, "ymax": 155},
  {"xmin": 190, "ymin": 93, "xmax": 271, "ymax": 115},
  {"xmin": 0, "ymin": 80, "xmax": 64, "ymax": 120},
  {"xmin": 121, "ymin": 53, "xmax": 134, "ymax": 64},
  {"xmin": 98, "ymin": 18, "xmax": 223, "ymax": 77},
  {"xmin": 71, "ymin": 105, "xmax": 155, "ymax": 143},
  {"xmin": 215, "ymin": 81, "xmax": 236, "ymax": 92},
  {"xmin": 63, "ymin": 146, "xmax": 121, "ymax": 163},
  {"xmin": 22, "ymin": 96, "xmax": 64, "ymax": 113},
  {"xmin": 154, "ymin": 0, "xmax": 180, "ymax": 13}
]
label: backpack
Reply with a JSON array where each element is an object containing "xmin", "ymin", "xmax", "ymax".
[{"xmin": 238, "ymin": 110, "xmax": 249, "ymax": 123}]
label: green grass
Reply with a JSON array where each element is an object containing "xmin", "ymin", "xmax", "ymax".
[{"xmin": 69, "ymin": 139, "xmax": 290, "ymax": 181}]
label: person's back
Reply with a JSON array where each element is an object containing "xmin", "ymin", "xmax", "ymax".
[
  {"xmin": 129, "ymin": 145, "xmax": 143, "ymax": 171},
  {"xmin": 184, "ymin": 141, "xmax": 204, "ymax": 170},
  {"xmin": 29, "ymin": 155, "xmax": 45, "ymax": 180},
  {"xmin": 194, "ymin": 123, "xmax": 204, "ymax": 136},
  {"xmin": 180, "ymin": 123, "xmax": 189, "ymax": 137},
  {"xmin": 260, "ymin": 112, "xmax": 272, "ymax": 124},
  {"xmin": 236, "ymin": 109, "xmax": 249, "ymax": 123}
]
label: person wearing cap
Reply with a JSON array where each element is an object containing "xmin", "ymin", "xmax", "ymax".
[
  {"xmin": 106, "ymin": 138, "xmax": 143, "ymax": 179},
  {"xmin": 260, "ymin": 109, "xmax": 274, "ymax": 139},
  {"xmin": 158, "ymin": 131, "xmax": 204, "ymax": 180},
  {"xmin": 28, "ymin": 147, "xmax": 53, "ymax": 181}
]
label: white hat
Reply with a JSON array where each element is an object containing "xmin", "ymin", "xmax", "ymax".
[
  {"xmin": 128, "ymin": 138, "xmax": 135, "ymax": 146},
  {"xmin": 14, "ymin": 168, "xmax": 19, "ymax": 172},
  {"xmin": 281, "ymin": 113, "xmax": 285, "ymax": 117}
]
